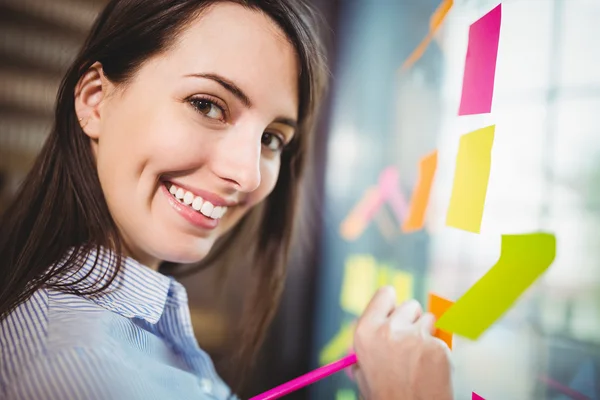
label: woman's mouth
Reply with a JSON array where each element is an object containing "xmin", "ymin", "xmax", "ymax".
[{"xmin": 165, "ymin": 182, "xmax": 228, "ymax": 220}]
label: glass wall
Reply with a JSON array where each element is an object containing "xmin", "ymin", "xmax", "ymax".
[{"xmin": 311, "ymin": 0, "xmax": 600, "ymax": 399}]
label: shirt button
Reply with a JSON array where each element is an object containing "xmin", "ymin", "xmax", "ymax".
[{"xmin": 199, "ymin": 378, "xmax": 213, "ymax": 394}]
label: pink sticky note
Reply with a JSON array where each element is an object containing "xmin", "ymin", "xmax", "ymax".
[
  {"xmin": 472, "ymin": 392, "xmax": 485, "ymax": 400},
  {"xmin": 378, "ymin": 167, "xmax": 409, "ymax": 223},
  {"xmin": 458, "ymin": 4, "xmax": 502, "ymax": 116}
]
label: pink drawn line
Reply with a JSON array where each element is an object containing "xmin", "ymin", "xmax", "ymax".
[
  {"xmin": 362, "ymin": 189, "xmax": 385, "ymax": 222},
  {"xmin": 340, "ymin": 166, "xmax": 410, "ymax": 241},
  {"xmin": 539, "ymin": 375, "xmax": 591, "ymax": 400},
  {"xmin": 378, "ymin": 166, "xmax": 409, "ymax": 222}
]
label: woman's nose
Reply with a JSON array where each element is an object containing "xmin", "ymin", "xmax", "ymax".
[{"xmin": 211, "ymin": 128, "xmax": 262, "ymax": 193}]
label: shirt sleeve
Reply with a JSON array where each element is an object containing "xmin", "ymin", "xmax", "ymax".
[{"xmin": 5, "ymin": 346, "xmax": 216, "ymax": 400}]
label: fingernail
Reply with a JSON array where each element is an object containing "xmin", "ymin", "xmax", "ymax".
[
  {"xmin": 405, "ymin": 299, "xmax": 421, "ymax": 318},
  {"xmin": 383, "ymin": 285, "xmax": 396, "ymax": 297}
]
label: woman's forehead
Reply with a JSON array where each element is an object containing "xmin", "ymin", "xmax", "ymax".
[{"xmin": 156, "ymin": 2, "xmax": 300, "ymax": 119}]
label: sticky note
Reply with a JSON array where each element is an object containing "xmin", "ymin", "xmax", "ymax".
[
  {"xmin": 391, "ymin": 269, "xmax": 414, "ymax": 304},
  {"xmin": 376, "ymin": 265, "xmax": 414, "ymax": 304},
  {"xmin": 445, "ymin": 125, "xmax": 494, "ymax": 234},
  {"xmin": 340, "ymin": 255, "xmax": 378, "ymax": 315},
  {"xmin": 336, "ymin": 389, "xmax": 357, "ymax": 400},
  {"xmin": 340, "ymin": 187, "xmax": 383, "ymax": 241},
  {"xmin": 472, "ymin": 393, "xmax": 485, "ymax": 400},
  {"xmin": 436, "ymin": 233, "xmax": 556, "ymax": 340},
  {"xmin": 403, "ymin": 151, "xmax": 438, "ymax": 232},
  {"xmin": 458, "ymin": 4, "xmax": 502, "ymax": 115},
  {"xmin": 378, "ymin": 166, "xmax": 408, "ymax": 223},
  {"xmin": 319, "ymin": 323, "xmax": 354, "ymax": 365},
  {"xmin": 428, "ymin": 293, "xmax": 454, "ymax": 349}
]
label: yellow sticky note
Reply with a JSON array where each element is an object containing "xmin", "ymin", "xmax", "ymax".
[
  {"xmin": 445, "ymin": 125, "xmax": 495, "ymax": 233},
  {"xmin": 378, "ymin": 264, "xmax": 413, "ymax": 304},
  {"xmin": 436, "ymin": 233, "xmax": 556, "ymax": 340},
  {"xmin": 391, "ymin": 269, "xmax": 414, "ymax": 304},
  {"xmin": 336, "ymin": 389, "xmax": 357, "ymax": 400},
  {"xmin": 340, "ymin": 255, "xmax": 378, "ymax": 315},
  {"xmin": 319, "ymin": 323, "xmax": 354, "ymax": 365}
]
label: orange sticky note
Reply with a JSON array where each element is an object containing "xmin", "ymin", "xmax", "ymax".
[
  {"xmin": 340, "ymin": 187, "xmax": 384, "ymax": 241},
  {"xmin": 402, "ymin": 151, "xmax": 438, "ymax": 232},
  {"xmin": 428, "ymin": 293, "xmax": 454, "ymax": 350}
]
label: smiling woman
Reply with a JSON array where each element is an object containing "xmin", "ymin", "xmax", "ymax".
[
  {"xmin": 0, "ymin": 1, "xmax": 456, "ymax": 400},
  {"xmin": 0, "ymin": 0, "xmax": 327, "ymax": 398}
]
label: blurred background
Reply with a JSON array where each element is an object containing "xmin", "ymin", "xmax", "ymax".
[{"xmin": 1, "ymin": 0, "xmax": 599, "ymax": 399}]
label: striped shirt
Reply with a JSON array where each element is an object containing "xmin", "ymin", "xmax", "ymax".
[{"xmin": 0, "ymin": 248, "xmax": 237, "ymax": 400}]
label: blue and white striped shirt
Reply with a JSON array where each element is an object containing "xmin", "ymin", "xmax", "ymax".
[{"xmin": 0, "ymin": 248, "xmax": 237, "ymax": 400}]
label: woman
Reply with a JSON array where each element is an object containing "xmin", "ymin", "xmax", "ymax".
[{"xmin": 0, "ymin": 0, "xmax": 453, "ymax": 399}]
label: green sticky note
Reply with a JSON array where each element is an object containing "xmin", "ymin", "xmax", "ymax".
[
  {"xmin": 436, "ymin": 233, "xmax": 556, "ymax": 340},
  {"xmin": 336, "ymin": 389, "xmax": 357, "ymax": 400},
  {"xmin": 319, "ymin": 322, "xmax": 354, "ymax": 365}
]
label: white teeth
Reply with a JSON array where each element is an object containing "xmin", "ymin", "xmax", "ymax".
[
  {"xmin": 192, "ymin": 197, "xmax": 203, "ymax": 211},
  {"xmin": 183, "ymin": 191, "xmax": 194, "ymax": 205},
  {"xmin": 210, "ymin": 207, "xmax": 221, "ymax": 219},
  {"xmin": 167, "ymin": 183, "xmax": 228, "ymax": 219},
  {"xmin": 200, "ymin": 201, "xmax": 214, "ymax": 217}
]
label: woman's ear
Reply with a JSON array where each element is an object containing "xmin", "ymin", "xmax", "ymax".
[{"xmin": 74, "ymin": 62, "xmax": 108, "ymax": 140}]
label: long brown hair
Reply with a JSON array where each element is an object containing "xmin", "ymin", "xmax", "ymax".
[{"xmin": 0, "ymin": 0, "xmax": 328, "ymax": 386}]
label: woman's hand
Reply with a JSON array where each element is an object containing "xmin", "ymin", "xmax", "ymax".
[{"xmin": 353, "ymin": 286, "xmax": 454, "ymax": 400}]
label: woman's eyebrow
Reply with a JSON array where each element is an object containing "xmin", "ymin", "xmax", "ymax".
[
  {"xmin": 273, "ymin": 117, "xmax": 297, "ymax": 131},
  {"xmin": 184, "ymin": 72, "xmax": 252, "ymax": 107},
  {"xmin": 185, "ymin": 72, "xmax": 298, "ymax": 130}
]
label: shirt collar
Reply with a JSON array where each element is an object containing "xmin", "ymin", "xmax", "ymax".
[{"xmin": 55, "ymin": 246, "xmax": 174, "ymax": 324}]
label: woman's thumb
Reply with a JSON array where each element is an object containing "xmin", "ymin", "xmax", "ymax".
[{"xmin": 418, "ymin": 312, "xmax": 436, "ymax": 335}]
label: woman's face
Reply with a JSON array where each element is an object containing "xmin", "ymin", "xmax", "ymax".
[{"xmin": 76, "ymin": 3, "xmax": 299, "ymax": 268}]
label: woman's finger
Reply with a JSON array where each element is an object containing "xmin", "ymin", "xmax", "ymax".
[
  {"xmin": 390, "ymin": 300, "xmax": 423, "ymax": 328},
  {"xmin": 417, "ymin": 312, "xmax": 436, "ymax": 335},
  {"xmin": 352, "ymin": 364, "xmax": 371, "ymax": 400},
  {"xmin": 360, "ymin": 286, "xmax": 397, "ymax": 326}
]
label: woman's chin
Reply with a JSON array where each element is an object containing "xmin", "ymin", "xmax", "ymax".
[{"xmin": 149, "ymin": 237, "xmax": 215, "ymax": 266}]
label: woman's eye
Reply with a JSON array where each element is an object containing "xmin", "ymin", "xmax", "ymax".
[
  {"xmin": 189, "ymin": 98, "xmax": 225, "ymax": 121},
  {"xmin": 262, "ymin": 132, "xmax": 284, "ymax": 152}
]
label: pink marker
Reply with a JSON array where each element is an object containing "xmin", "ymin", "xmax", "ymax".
[{"xmin": 249, "ymin": 353, "xmax": 358, "ymax": 400}]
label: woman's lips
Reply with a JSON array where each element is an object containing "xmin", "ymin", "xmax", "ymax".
[{"xmin": 161, "ymin": 183, "xmax": 222, "ymax": 230}]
